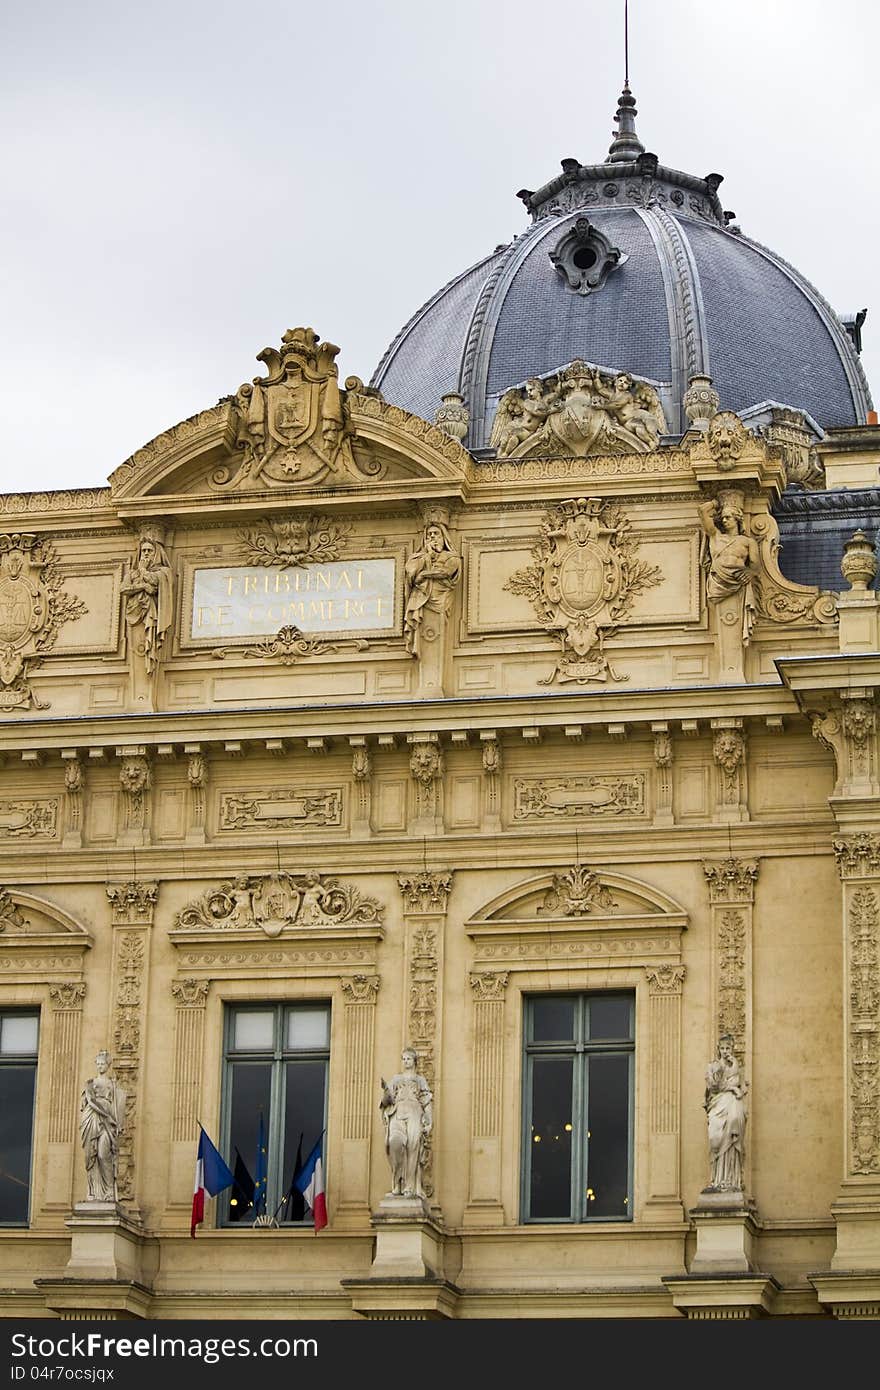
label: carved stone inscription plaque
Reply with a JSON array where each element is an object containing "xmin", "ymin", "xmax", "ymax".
[
  {"xmin": 514, "ymin": 775, "xmax": 646, "ymax": 820},
  {"xmin": 191, "ymin": 560, "xmax": 396, "ymax": 641},
  {"xmin": 219, "ymin": 789, "xmax": 343, "ymax": 830}
]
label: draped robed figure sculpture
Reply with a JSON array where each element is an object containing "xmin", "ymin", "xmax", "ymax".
[
  {"xmin": 379, "ymin": 1047, "xmax": 433, "ymax": 1200},
  {"xmin": 703, "ymin": 1034, "xmax": 748, "ymax": 1194},
  {"xmin": 79, "ymin": 1049, "xmax": 126, "ymax": 1204}
]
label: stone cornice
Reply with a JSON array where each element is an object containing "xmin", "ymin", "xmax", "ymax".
[{"xmin": 0, "ymin": 682, "xmax": 808, "ymax": 754}]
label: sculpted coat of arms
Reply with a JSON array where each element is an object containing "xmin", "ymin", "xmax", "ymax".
[
  {"xmin": 0, "ymin": 534, "xmax": 87, "ymax": 711},
  {"xmin": 505, "ymin": 497, "xmax": 662, "ymax": 686},
  {"xmin": 490, "ymin": 362, "xmax": 667, "ymax": 460},
  {"xmin": 214, "ymin": 328, "xmax": 369, "ymax": 489},
  {"xmin": 174, "ymin": 869, "xmax": 383, "ymax": 938}
]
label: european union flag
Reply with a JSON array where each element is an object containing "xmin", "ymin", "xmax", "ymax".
[
  {"xmin": 253, "ymin": 1112, "xmax": 267, "ymax": 1216},
  {"xmin": 230, "ymin": 1148, "xmax": 255, "ymax": 1221}
]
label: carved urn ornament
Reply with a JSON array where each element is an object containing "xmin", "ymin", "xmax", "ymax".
[
  {"xmin": 841, "ymin": 529, "xmax": 878, "ymax": 591},
  {"xmin": 434, "ymin": 392, "xmax": 470, "ymax": 442},
  {"xmin": 683, "ymin": 373, "xmax": 720, "ymax": 431}
]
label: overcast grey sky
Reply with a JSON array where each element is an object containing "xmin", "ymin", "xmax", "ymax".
[{"xmin": 3, "ymin": 0, "xmax": 878, "ymax": 492}]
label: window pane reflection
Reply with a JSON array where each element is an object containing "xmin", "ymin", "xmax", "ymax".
[
  {"xmin": 587, "ymin": 1053, "xmax": 631, "ymax": 1218},
  {"xmin": 588, "ymin": 997, "xmax": 632, "ymax": 1042},
  {"xmin": 529, "ymin": 1057, "xmax": 573, "ymax": 1219},
  {"xmin": 531, "ymin": 997, "xmax": 575, "ymax": 1042},
  {"xmin": 0, "ymin": 1064, "xmax": 37, "ymax": 1223}
]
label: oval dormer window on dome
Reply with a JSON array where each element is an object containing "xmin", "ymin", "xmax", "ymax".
[{"xmin": 549, "ymin": 217, "xmax": 628, "ymax": 296}]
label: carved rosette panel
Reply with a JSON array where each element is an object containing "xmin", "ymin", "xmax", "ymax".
[
  {"xmin": 644, "ymin": 964, "xmax": 685, "ymax": 1214},
  {"xmin": 397, "ymin": 872, "xmax": 452, "ymax": 1203},
  {"xmin": 703, "ymin": 858, "xmax": 757, "ymax": 1157},
  {"xmin": 170, "ymin": 978, "xmax": 210, "ymax": 1143},
  {"xmin": 848, "ymin": 890, "xmax": 880, "ymax": 1174},
  {"xmin": 47, "ymin": 982, "xmax": 86, "ymax": 1145},
  {"xmin": 107, "ymin": 881, "xmax": 156, "ymax": 1205}
]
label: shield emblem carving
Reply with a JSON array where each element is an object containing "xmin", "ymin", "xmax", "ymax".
[
  {"xmin": 252, "ymin": 872, "xmax": 302, "ymax": 937},
  {"xmin": 0, "ymin": 572, "xmax": 43, "ymax": 647},
  {"xmin": 267, "ymin": 374, "xmax": 316, "ymax": 452}
]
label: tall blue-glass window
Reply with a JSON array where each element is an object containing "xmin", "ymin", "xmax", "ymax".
[
  {"xmin": 0, "ymin": 1011, "xmax": 40, "ymax": 1225},
  {"xmin": 523, "ymin": 993, "xmax": 633, "ymax": 1222},
  {"xmin": 222, "ymin": 1003, "xmax": 328, "ymax": 1225}
]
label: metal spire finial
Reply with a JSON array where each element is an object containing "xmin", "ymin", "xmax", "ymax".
[{"xmin": 606, "ymin": 1, "xmax": 644, "ymax": 162}]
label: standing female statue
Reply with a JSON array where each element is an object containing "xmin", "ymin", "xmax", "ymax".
[
  {"xmin": 403, "ymin": 521, "xmax": 461, "ymax": 658},
  {"xmin": 704, "ymin": 1034, "xmax": 748, "ymax": 1192},
  {"xmin": 120, "ymin": 531, "xmax": 174, "ymax": 675},
  {"xmin": 379, "ymin": 1047, "xmax": 433, "ymax": 1199},
  {"xmin": 79, "ymin": 1050, "xmax": 126, "ymax": 1203}
]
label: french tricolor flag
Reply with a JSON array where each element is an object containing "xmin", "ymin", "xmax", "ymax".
[
  {"xmin": 191, "ymin": 1126, "xmax": 235, "ymax": 1237},
  {"xmin": 293, "ymin": 1134, "xmax": 327, "ymax": 1231}
]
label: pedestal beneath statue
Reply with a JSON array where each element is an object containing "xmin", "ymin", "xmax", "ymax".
[
  {"xmin": 65, "ymin": 1201, "xmax": 144, "ymax": 1282},
  {"xmin": 369, "ymin": 1194, "xmax": 443, "ymax": 1279},
  {"xmin": 34, "ymin": 1203, "xmax": 150, "ymax": 1319},
  {"xmin": 343, "ymin": 1194, "xmax": 458, "ymax": 1319},
  {"xmin": 688, "ymin": 1190, "xmax": 759, "ymax": 1272}
]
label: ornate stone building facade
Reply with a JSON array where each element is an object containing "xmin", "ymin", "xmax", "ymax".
[{"xmin": 2, "ymin": 89, "xmax": 880, "ymax": 1319}]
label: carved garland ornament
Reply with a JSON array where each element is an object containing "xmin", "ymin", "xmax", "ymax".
[
  {"xmin": 848, "ymin": 888, "xmax": 880, "ymax": 1174},
  {"xmin": 505, "ymin": 497, "xmax": 661, "ymax": 686},
  {"xmin": 175, "ymin": 870, "xmax": 383, "ymax": 937},
  {"xmin": 212, "ymin": 624, "xmax": 366, "ymax": 664},
  {"xmin": 0, "ymin": 534, "xmax": 87, "ymax": 711}
]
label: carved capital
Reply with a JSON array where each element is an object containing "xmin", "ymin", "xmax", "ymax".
[
  {"xmin": 340, "ymin": 973, "xmax": 380, "ymax": 1004},
  {"xmin": 48, "ymin": 981, "xmax": 86, "ymax": 1010},
  {"xmin": 833, "ymin": 834, "xmax": 880, "ymax": 880},
  {"xmin": 106, "ymin": 880, "xmax": 159, "ymax": 926},
  {"xmin": 703, "ymin": 857, "xmax": 759, "ymax": 904},
  {"xmin": 171, "ymin": 978, "xmax": 209, "ymax": 1009},
  {"xmin": 645, "ymin": 964, "xmax": 686, "ymax": 996},
  {"xmin": 469, "ymin": 970, "xmax": 510, "ymax": 1001},
  {"xmin": 397, "ymin": 871, "xmax": 453, "ymax": 914}
]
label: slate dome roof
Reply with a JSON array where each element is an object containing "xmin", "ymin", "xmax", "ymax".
[{"xmin": 370, "ymin": 87, "xmax": 872, "ymax": 448}]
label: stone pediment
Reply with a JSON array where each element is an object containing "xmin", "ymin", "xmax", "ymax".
[
  {"xmin": 0, "ymin": 888, "xmax": 93, "ymax": 946},
  {"xmin": 469, "ymin": 868, "xmax": 688, "ymax": 926},
  {"xmin": 108, "ymin": 331, "xmax": 470, "ymax": 503}
]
